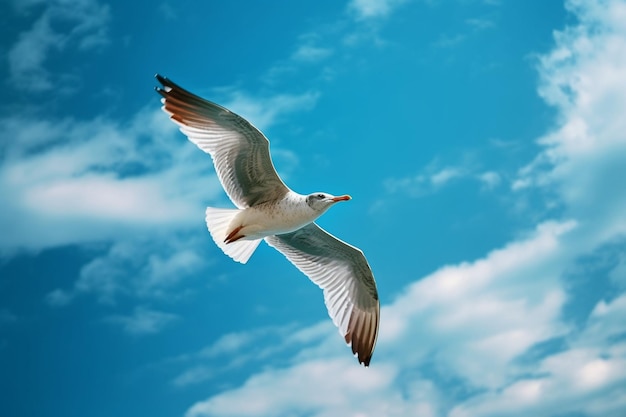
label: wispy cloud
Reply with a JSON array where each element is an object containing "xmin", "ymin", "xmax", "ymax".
[
  {"xmin": 157, "ymin": 2, "xmax": 178, "ymax": 20},
  {"xmin": 261, "ymin": 28, "xmax": 340, "ymax": 85},
  {"xmin": 433, "ymin": 14, "xmax": 498, "ymax": 49},
  {"xmin": 199, "ymin": 331, "xmax": 261, "ymax": 358},
  {"xmin": 105, "ymin": 306, "xmax": 179, "ymax": 336},
  {"xmin": 430, "ymin": 167, "xmax": 464, "ymax": 186},
  {"xmin": 348, "ymin": 0, "xmax": 410, "ymax": 20},
  {"xmin": 478, "ymin": 171, "xmax": 502, "ymax": 189},
  {"xmin": 515, "ymin": 0, "xmax": 626, "ymax": 238},
  {"xmin": 173, "ymin": 366, "xmax": 214, "ymax": 388},
  {"xmin": 45, "ymin": 289, "xmax": 75, "ymax": 307},
  {"xmin": 291, "ymin": 45, "xmax": 334, "ymax": 62},
  {"xmin": 466, "ymin": 17, "xmax": 496, "ymax": 31},
  {"xmin": 381, "ymin": 220, "xmax": 576, "ymax": 385},
  {"xmin": 45, "ymin": 234, "xmax": 208, "ymax": 306},
  {"xmin": 262, "ymin": 0, "xmax": 415, "ymax": 86},
  {"xmin": 384, "ymin": 163, "xmax": 469, "ymax": 197},
  {"xmin": 0, "ymin": 108, "xmax": 215, "ymax": 253},
  {"xmin": 7, "ymin": 0, "xmax": 110, "ymax": 92},
  {"xmin": 453, "ymin": 293, "xmax": 626, "ymax": 416},
  {"xmin": 8, "ymin": 11, "xmax": 63, "ymax": 92},
  {"xmin": 222, "ymin": 91, "xmax": 320, "ymax": 133},
  {"xmin": 186, "ymin": 358, "xmax": 399, "ymax": 417},
  {"xmin": 170, "ymin": 322, "xmax": 338, "ymax": 389},
  {"xmin": 432, "ymin": 33, "xmax": 467, "ymax": 48}
]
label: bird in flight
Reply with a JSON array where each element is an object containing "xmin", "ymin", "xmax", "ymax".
[{"xmin": 155, "ymin": 75, "xmax": 379, "ymax": 366}]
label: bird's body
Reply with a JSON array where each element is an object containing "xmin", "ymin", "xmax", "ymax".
[
  {"xmin": 155, "ymin": 75, "xmax": 379, "ymax": 366},
  {"xmin": 223, "ymin": 191, "xmax": 345, "ymax": 242},
  {"xmin": 231, "ymin": 193, "xmax": 309, "ymax": 236}
]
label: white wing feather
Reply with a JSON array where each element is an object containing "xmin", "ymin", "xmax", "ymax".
[
  {"xmin": 156, "ymin": 75, "xmax": 290, "ymax": 208},
  {"xmin": 265, "ymin": 223, "xmax": 379, "ymax": 366}
]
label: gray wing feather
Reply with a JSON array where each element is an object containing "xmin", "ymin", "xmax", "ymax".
[
  {"xmin": 156, "ymin": 75, "xmax": 290, "ymax": 208},
  {"xmin": 265, "ymin": 223, "xmax": 379, "ymax": 366}
]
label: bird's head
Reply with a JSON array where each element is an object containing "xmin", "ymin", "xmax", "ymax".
[{"xmin": 306, "ymin": 192, "xmax": 351, "ymax": 213}]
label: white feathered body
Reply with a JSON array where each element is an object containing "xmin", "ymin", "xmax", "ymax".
[
  {"xmin": 230, "ymin": 191, "xmax": 321, "ymax": 240},
  {"xmin": 204, "ymin": 191, "xmax": 328, "ymax": 264}
]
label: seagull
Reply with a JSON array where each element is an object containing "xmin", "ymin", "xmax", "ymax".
[{"xmin": 155, "ymin": 74, "xmax": 379, "ymax": 366}]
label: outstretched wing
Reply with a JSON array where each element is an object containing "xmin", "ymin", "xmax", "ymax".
[
  {"xmin": 265, "ymin": 223, "xmax": 379, "ymax": 366},
  {"xmin": 156, "ymin": 74, "xmax": 290, "ymax": 208}
]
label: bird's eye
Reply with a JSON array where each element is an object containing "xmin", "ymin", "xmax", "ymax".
[{"xmin": 317, "ymin": 194, "xmax": 325, "ymax": 199}]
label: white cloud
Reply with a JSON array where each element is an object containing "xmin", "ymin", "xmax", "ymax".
[
  {"xmin": 186, "ymin": 358, "xmax": 399, "ymax": 417},
  {"xmin": 0, "ymin": 107, "xmax": 218, "ymax": 303},
  {"xmin": 466, "ymin": 17, "xmax": 496, "ymax": 31},
  {"xmin": 349, "ymin": 0, "xmax": 410, "ymax": 19},
  {"xmin": 291, "ymin": 45, "xmax": 333, "ymax": 62},
  {"xmin": 452, "ymin": 301, "xmax": 626, "ymax": 417},
  {"xmin": 583, "ymin": 293, "xmax": 626, "ymax": 348},
  {"xmin": 380, "ymin": 220, "xmax": 576, "ymax": 386},
  {"xmin": 173, "ymin": 366, "xmax": 214, "ymax": 388},
  {"xmin": 8, "ymin": 11, "xmax": 63, "ymax": 92},
  {"xmin": 8, "ymin": 0, "xmax": 110, "ymax": 92},
  {"xmin": 261, "ymin": 28, "xmax": 339, "ymax": 84},
  {"xmin": 46, "ymin": 234, "xmax": 209, "ymax": 305},
  {"xmin": 170, "ymin": 323, "xmax": 327, "ymax": 388},
  {"xmin": 222, "ymin": 90, "xmax": 319, "ymax": 132},
  {"xmin": 478, "ymin": 171, "xmax": 501, "ymax": 189},
  {"xmin": 384, "ymin": 163, "xmax": 469, "ymax": 197},
  {"xmin": 45, "ymin": 288, "xmax": 75, "ymax": 307},
  {"xmin": 199, "ymin": 331, "xmax": 260, "ymax": 358},
  {"xmin": 0, "ymin": 108, "xmax": 217, "ymax": 253},
  {"xmin": 608, "ymin": 253, "xmax": 626, "ymax": 288},
  {"xmin": 432, "ymin": 33, "xmax": 467, "ymax": 49},
  {"xmin": 105, "ymin": 306, "xmax": 179, "ymax": 336},
  {"xmin": 430, "ymin": 167, "xmax": 463, "ymax": 186},
  {"xmin": 516, "ymin": 0, "xmax": 626, "ymax": 240}
]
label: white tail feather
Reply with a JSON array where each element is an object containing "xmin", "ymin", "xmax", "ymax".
[{"xmin": 205, "ymin": 207, "xmax": 261, "ymax": 264}]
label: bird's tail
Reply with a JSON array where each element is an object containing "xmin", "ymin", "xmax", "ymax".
[{"xmin": 205, "ymin": 207, "xmax": 261, "ymax": 264}]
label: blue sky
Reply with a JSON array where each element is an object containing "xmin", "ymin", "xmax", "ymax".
[{"xmin": 2, "ymin": 0, "xmax": 626, "ymax": 416}]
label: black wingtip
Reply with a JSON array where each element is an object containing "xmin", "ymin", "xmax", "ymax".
[
  {"xmin": 154, "ymin": 74, "xmax": 171, "ymax": 98},
  {"xmin": 155, "ymin": 74, "xmax": 168, "ymax": 87},
  {"xmin": 154, "ymin": 73, "xmax": 183, "ymax": 94}
]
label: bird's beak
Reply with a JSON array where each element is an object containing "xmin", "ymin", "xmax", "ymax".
[{"xmin": 331, "ymin": 195, "xmax": 352, "ymax": 202}]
